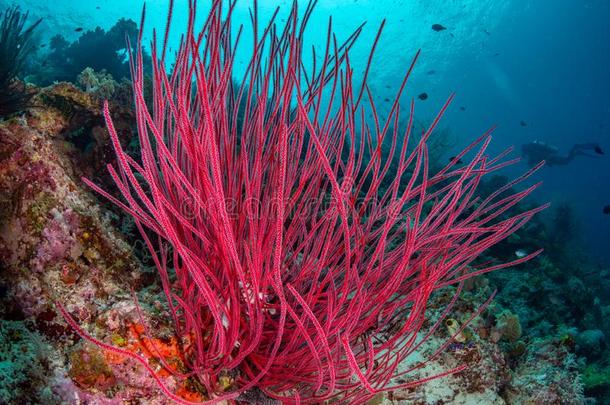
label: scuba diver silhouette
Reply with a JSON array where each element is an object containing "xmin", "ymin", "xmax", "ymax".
[{"xmin": 521, "ymin": 140, "xmax": 604, "ymax": 167}]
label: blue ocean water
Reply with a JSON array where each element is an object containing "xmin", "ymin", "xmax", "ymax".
[{"xmin": 13, "ymin": 0, "xmax": 610, "ymax": 265}]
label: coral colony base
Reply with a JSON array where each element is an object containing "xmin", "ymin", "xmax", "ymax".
[{"xmin": 50, "ymin": 1, "xmax": 547, "ymax": 403}]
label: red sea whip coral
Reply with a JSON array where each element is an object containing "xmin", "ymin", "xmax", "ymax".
[{"xmin": 59, "ymin": 1, "xmax": 547, "ymax": 403}]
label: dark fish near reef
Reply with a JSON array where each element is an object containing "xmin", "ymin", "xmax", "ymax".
[
  {"xmin": 432, "ymin": 24, "xmax": 446, "ymax": 32},
  {"xmin": 604, "ymin": 205, "xmax": 610, "ymax": 215},
  {"xmin": 40, "ymin": 44, "xmax": 46, "ymax": 48},
  {"xmin": 460, "ymin": 106, "xmax": 466, "ymax": 111},
  {"xmin": 418, "ymin": 92, "xmax": 428, "ymax": 100},
  {"xmin": 449, "ymin": 156, "xmax": 463, "ymax": 164},
  {"xmin": 75, "ymin": 27, "xmax": 83, "ymax": 32},
  {"xmin": 520, "ymin": 120, "xmax": 527, "ymax": 127},
  {"xmin": 427, "ymin": 70, "xmax": 436, "ymax": 75},
  {"xmin": 594, "ymin": 145, "xmax": 604, "ymax": 155}
]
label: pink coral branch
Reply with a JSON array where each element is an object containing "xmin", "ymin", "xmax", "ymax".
[{"xmin": 59, "ymin": 0, "xmax": 546, "ymax": 403}]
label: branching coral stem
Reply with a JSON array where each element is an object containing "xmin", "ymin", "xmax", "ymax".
[{"xmin": 59, "ymin": 1, "xmax": 546, "ymax": 403}]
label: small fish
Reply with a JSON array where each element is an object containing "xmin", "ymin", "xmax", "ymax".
[
  {"xmin": 449, "ymin": 156, "xmax": 463, "ymax": 164},
  {"xmin": 483, "ymin": 29, "xmax": 491, "ymax": 36},
  {"xmin": 426, "ymin": 69, "xmax": 436, "ymax": 75},
  {"xmin": 603, "ymin": 205, "xmax": 610, "ymax": 215},
  {"xmin": 75, "ymin": 27, "xmax": 83, "ymax": 32},
  {"xmin": 432, "ymin": 24, "xmax": 446, "ymax": 32},
  {"xmin": 418, "ymin": 92, "xmax": 428, "ymax": 101},
  {"xmin": 594, "ymin": 145, "xmax": 604, "ymax": 155},
  {"xmin": 40, "ymin": 44, "xmax": 46, "ymax": 48},
  {"xmin": 493, "ymin": 52, "xmax": 500, "ymax": 57},
  {"xmin": 385, "ymin": 85, "xmax": 391, "ymax": 89},
  {"xmin": 515, "ymin": 249, "xmax": 528, "ymax": 258},
  {"xmin": 460, "ymin": 106, "xmax": 466, "ymax": 111},
  {"xmin": 96, "ymin": 6, "xmax": 101, "ymax": 9},
  {"xmin": 384, "ymin": 98, "xmax": 390, "ymax": 102},
  {"xmin": 520, "ymin": 120, "xmax": 527, "ymax": 127}
]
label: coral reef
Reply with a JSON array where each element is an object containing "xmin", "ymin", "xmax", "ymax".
[
  {"xmin": 32, "ymin": 18, "xmax": 149, "ymax": 86},
  {"xmin": 378, "ymin": 288, "xmax": 585, "ymax": 404},
  {"xmin": 0, "ymin": 82, "xmax": 175, "ymax": 403},
  {"xmin": 493, "ymin": 310, "xmax": 523, "ymax": 343},
  {"xmin": 504, "ymin": 336, "xmax": 584, "ymax": 404},
  {"xmin": 0, "ymin": 1, "xmax": 606, "ymax": 403},
  {"xmin": 0, "ymin": 320, "xmax": 61, "ymax": 403},
  {"xmin": 472, "ymin": 177, "xmax": 610, "ymax": 403},
  {"xmin": 0, "ymin": 80, "xmax": 589, "ymax": 404},
  {"xmin": 77, "ymin": 67, "xmax": 117, "ymax": 100}
]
